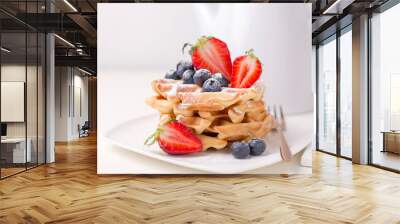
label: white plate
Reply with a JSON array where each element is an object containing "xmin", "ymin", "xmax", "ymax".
[{"xmin": 105, "ymin": 112, "xmax": 313, "ymax": 174}]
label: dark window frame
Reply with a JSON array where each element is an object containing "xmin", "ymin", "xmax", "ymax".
[{"xmin": 315, "ymin": 24, "xmax": 353, "ymax": 161}]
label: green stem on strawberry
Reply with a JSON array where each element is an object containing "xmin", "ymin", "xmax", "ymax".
[
  {"xmin": 144, "ymin": 117, "xmax": 176, "ymax": 146},
  {"xmin": 245, "ymin": 49, "xmax": 263, "ymax": 66},
  {"xmin": 144, "ymin": 128, "xmax": 161, "ymax": 146},
  {"xmin": 245, "ymin": 49, "xmax": 255, "ymax": 56}
]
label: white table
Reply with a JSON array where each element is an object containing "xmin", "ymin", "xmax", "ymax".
[{"xmin": 1, "ymin": 138, "xmax": 32, "ymax": 163}]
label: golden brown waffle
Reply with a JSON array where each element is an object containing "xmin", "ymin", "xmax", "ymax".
[
  {"xmin": 212, "ymin": 115, "xmax": 273, "ymax": 141},
  {"xmin": 146, "ymin": 79, "xmax": 272, "ymax": 150},
  {"xmin": 197, "ymin": 134, "xmax": 228, "ymax": 150},
  {"xmin": 145, "ymin": 96, "xmax": 173, "ymax": 114},
  {"xmin": 176, "ymin": 115, "xmax": 212, "ymax": 134}
]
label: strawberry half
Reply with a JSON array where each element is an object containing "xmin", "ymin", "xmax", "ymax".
[
  {"xmin": 231, "ymin": 49, "xmax": 262, "ymax": 88},
  {"xmin": 145, "ymin": 120, "xmax": 202, "ymax": 155},
  {"xmin": 184, "ymin": 36, "xmax": 232, "ymax": 80}
]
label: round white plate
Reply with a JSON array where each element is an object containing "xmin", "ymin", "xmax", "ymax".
[{"xmin": 104, "ymin": 112, "xmax": 313, "ymax": 174}]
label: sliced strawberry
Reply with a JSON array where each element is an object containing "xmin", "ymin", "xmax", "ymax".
[
  {"xmin": 185, "ymin": 36, "xmax": 232, "ymax": 80},
  {"xmin": 145, "ymin": 121, "xmax": 202, "ymax": 155},
  {"xmin": 231, "ymin": 49, "xmax": 262, "ymax": 88}
]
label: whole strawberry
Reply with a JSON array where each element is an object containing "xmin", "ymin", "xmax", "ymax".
[
  {"xmin": 145, "ymin": 120, "xmax": 203, "ymax": 155},
  {"xmin": 231, "ymin": 49, "xmax": 262, "ymax": 88},
  {"xmin": 184, "ymin": 36, "xmax": 232, "ymax": 80}
]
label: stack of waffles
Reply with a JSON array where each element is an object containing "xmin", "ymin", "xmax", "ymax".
[{"xmin": 145, "ymin": 79, "xmax": 273, "ymax": 151}]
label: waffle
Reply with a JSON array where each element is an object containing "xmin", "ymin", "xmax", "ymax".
[{"xmin": 146, "ymin": 79, "xmax": 272, "ymax": 150}]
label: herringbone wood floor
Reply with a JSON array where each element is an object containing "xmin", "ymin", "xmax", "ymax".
[{"xmin": 1, "ymin": 135, "xmax": 400, "ymax": 224}]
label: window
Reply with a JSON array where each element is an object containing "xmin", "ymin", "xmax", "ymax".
[
  {"xmin": 370, "ymin": 2, "xmax": 400, "ymax": 171},
  {"xmin": 339, "ymin": 29, "xmax": 352, "ymax": 158},
  {"xmin": 316, "ymin": 26, "xmax": 353, "ymax": 159},
  {"xmin": 317, "ymin": 36, "xmax": 337, "ymax": 154},
  {"xmin": 390, "ymin": 74, "xmax": 400, "ymax": 130}
]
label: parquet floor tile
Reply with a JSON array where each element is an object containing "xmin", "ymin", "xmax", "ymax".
[{"xmin": 0, "ymin": 135, "xmax": 400, "ymax": 223}]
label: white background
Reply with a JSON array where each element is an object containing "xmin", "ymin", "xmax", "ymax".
[{"xmin": 97, "ymin": 3, "xmax": 312, "ymax": 174}]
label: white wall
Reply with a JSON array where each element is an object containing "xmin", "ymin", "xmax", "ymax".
[
  {"xmin": 55, "ymin": 66, "xmax": 70, "ymax": 141},
  {"xmin": 1, "ymin": 65, "xmax": 40, "ymax": 137},
  {"xmin": 71, "ymin": 73, "xmax": 89, "ymax": 138},
  {"xmin": 1, "ymin": 65, "xmax": 26, "ymax": 139},
  {"xmin": 99, "ymin": 3, "xmax": 313, "ymax": 116},
  {"xmin": 55, "ymin": 67, "xmax": 89, "ymax": 141},
  {"xmin": 98, "ymin": 3, "xmax": 312, "ymax": 138}
]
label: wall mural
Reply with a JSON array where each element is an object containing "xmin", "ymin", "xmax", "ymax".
[{"xmin": 97, "ymin": 3, "xmax": 313, "ymax": 174}]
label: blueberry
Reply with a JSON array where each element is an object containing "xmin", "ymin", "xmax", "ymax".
[
  {"xmin": 176, "ymin": 60, "xmax": 193, "ymax": 77},
  {"xmin": 182, "ymin": 69, "xmax": 195, "ymax": 84},
  {"xmin": 202, "ymin": 78, "xmax": 222, "ymax": 92},
  {"xmin": 248, "ymin": 139, "xmax": 266, "ymax": 156},
  {"xmin": 214, "ymin": 73, "xmax": 229, "ymax": 87},
  {"xmin": 165, "ymin": 69, "xmax": 179, "ymax": 80},
  {"xmin": 193, "ymin": 69, "xmax": 211, "ymax": 86},
  {"xmin": 231, "ymin": 142, "xmax": 250, "ymax": 159}
]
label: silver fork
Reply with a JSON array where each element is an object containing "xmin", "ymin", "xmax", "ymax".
[{"xmin": 268, "ymin": 105, "xmax": 292, "ymax": 161}]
